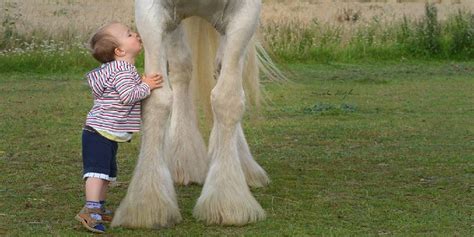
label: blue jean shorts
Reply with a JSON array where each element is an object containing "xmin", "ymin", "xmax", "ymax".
[{"xmin": 82, "ymin": 127, "xmax": 118, "ymax": 181}]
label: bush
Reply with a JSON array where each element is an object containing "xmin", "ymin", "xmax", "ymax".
[
  {"xmin": 445, "ymin": 10, "xmax": 474, "ymax": 58},
  {"xmin": 263, "ymin": 2, "xmax": 474, "ymax": 62}
]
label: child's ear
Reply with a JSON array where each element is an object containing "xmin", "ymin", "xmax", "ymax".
[{"xmin": 114, "ymin": 47, "xmax": 125, "ymax": 57}]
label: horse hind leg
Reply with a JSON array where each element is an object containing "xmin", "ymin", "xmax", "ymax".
[
  {"xmin": 237, "ymin": 123, "xmax": 270, "ymax": 188},
  {"xmin": 213, "ymin": 29, "xmax": 269, "ymax": 189},
  {"xmin": 165, "ymin": 24, "xmax": 209, "ymax": 185}
]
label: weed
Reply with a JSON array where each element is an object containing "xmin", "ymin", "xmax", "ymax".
[
  {"xmin": 413, "ymin": 3, "xmax": 442, "ymax": 56},
  {"xmin": 445, "ymin": 10, "xmax": 474, "ymax": 58},
  {"xmin": 303, "ymin": 102, "xmax": 357, "ymax": 115}
]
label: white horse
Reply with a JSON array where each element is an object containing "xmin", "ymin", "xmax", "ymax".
[{"xmin": 111, "ymin": 0, "xmax": 281, "ymax": 228}]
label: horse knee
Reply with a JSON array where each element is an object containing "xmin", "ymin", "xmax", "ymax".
[
  {"xmin": 211, "ymin": 89, "xmax": 245, "ymax": 125},
  {"xmin": 144, "ymin": 89, "xmax": 173, "ymax": 114},
  {"xmin": 169, "ymin": 60, "xmax": 192, "ymax": 85}
]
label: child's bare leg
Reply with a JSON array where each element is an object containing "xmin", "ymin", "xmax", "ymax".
[
  {"xmin": 98, "ymin": 180, "xmax": 113, "ymax": 220},
  {"xmin": 99, "ymin": 181, "xmax": 109, "ymax": 202},
  {"xmin": 85, "ymin": 177, "xmax": 105, "ymax": 202},
  {"xmin": 77, "ymin": 177, "xmax": 107, "ymax": 233}
]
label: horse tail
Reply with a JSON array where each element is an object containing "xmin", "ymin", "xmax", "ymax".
[{"xmin": 183, "ymin": 16, "xmax": 286, "ymax": 121}]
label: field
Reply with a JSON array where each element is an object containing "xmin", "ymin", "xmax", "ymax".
[
  {"xmin": 1, "ymin": 61, "xmax": 473, "ymax": 235},
  {"xmin": 0, "ymin": 0, "xmax": 473, "ymax": 236},
  {"xmin": 1, "ymin": 0, "xmax": 474, "ymax": 61},
  {"xmin": 1, "ymin": 0, "xmax": 473, "ymax": 41}
]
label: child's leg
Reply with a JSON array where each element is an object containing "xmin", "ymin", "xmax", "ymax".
[
  {"xmin": 82, "ymin": 178, "xmax": 113, "ymax": 225},
  {"xmin": 75, "ymin": 177, "xmax": 107, "ymax": 233},
  {"xmin": 99, "ymin": 180, "xmax": 110, "ymax": 202},
  {"xmin": 82, "ymin": 129, "xmax": 117, "ymax": 204},
  {"xmin": 99, "ymin": 180, "xmax": 114, "ymax": 217},
  {"xmin": 78, "ymin": 129, "xmax": 119, "ymax": 233},
  {"xmin": 85, "ymin": 177, "xmax": 105, "ymax": 202}
]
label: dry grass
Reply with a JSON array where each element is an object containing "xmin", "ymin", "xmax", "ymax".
[
  {"xmin": 0, "ymin": 1, "xmax": 134, "ymax": 44},
  {"xmin": 0, "ymin": 0, "xmax": 472, "ymax": 45},
  {"xmin": 262, "ymin": 0, "xmax": 473, "ymax": 25}
]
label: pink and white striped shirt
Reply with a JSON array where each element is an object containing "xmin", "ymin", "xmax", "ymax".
[{"xmin": 85, "ymin": 60, "xmax": 150, "ymax": 133}]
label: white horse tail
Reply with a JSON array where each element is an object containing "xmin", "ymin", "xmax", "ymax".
[
  {"xmin": 183, "ymin": 16, "xmax": 285, "ymax": 121},
  {"xmin": 182, "ymin": 17, "xmax": 216, "ymax": 121}
]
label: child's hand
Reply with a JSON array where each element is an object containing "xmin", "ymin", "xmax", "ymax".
[{"xmin": 142, "ymin": 73, "xmax": 164, "ymax": 90}]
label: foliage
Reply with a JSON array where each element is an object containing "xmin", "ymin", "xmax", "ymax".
[
  {"xmin": 445, "ymin": 10, "xmax": 474, "ymax": 58},
  {"xmin": 263, "ymin": 3, "xmax": 474, "ymax": 62},
  {"xmin": 1, "ymin": 3, "xmax": 474, "ymax": 65}
]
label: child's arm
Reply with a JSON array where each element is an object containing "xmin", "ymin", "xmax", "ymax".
[{"xmin": 113, "ymin": 71, "xmax": 163, "ymax": 104}]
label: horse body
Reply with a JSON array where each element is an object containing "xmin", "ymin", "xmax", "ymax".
[
  {"xmin": 172, "ymin": 0, "xmax": 232, "ymax": 23},
  {"xmin": 139, "ymin": 0, "xmax": 242, "ymax": 32},
  {"xmin": 111, "ymin": 0, "xmax": 270, "ymax": 228}
]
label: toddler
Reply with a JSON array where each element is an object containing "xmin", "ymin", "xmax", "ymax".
[{"xmin": 75, "ymin": 22, "xmax": 162, "ymax": 233}]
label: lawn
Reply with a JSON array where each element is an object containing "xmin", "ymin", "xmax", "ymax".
[{"xmin": 0, "ymin": 61, "xmax": 473, "ymax": 236}]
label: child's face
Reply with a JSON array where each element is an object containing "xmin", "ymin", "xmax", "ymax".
[{"xmin": 108, "ymin": 23, "xmax": 142, "ymax": 59}]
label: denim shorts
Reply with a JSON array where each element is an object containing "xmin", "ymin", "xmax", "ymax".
[{"xmin": 82, "ymin": 128, "xmax": 118, "ymax": 181}]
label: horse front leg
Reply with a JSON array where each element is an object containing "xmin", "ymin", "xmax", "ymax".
[
  {"xmin": 111, "ymin": 0, "xmax": 181, "ymax": 229},
  {"xmin": 193, "ymin": 3, "xmax": 266, "ymax": 225}
]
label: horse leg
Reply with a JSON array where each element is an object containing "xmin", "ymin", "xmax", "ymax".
[
  {"xmin": 237, "ymin": 123, "xmax": 270, "ymax": 187},
  {"xmin": 214, "ymin": 32, "xmax": 269, "ymax": 189},
  {"xmin": 111, "ymin": 1, "xmax": 181, "ymax": 228},
  {"xmin": 165, "ymin": 24, "xmax": 208, "ymax": 185},
  {"xmin": 193, "ymin": 3, "xmax": 265, "ymax": 225}
]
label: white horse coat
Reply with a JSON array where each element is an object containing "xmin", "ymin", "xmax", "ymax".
[{"xmin": 112, "ymin": 0, "xmax": 276, "ymax": 227}]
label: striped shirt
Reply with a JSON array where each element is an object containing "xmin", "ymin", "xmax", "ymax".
[{"xmin": 85, "ymin": 60, "xmax": 150, "ymax": 133}]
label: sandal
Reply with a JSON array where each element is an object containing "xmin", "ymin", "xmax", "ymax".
[
  {"xmin": 78, "ymin": 206, "xmax": 113, "ymax": 222},
  {"xmin": 75, "ymin": 207, "xmax": 106, "ymax": 233},
  {"xmin": 100, "ymin": 207, "xmax": 113, "ymax": 223}
]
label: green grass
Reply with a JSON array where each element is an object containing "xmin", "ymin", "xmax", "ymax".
[
  {"xmin": 264, "ymin": 4, "xmax": 474, "ymax": 63},
  {"xmin": 2, "ymin": 4, "xmax": 474, "ymax": 66},
  {"xmin": 0, "ymin": 61, "xmax": 473, "ymax": 236}
]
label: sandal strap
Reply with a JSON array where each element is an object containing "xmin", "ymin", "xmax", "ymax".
[
  {"xmin": 101, "ymin": 207, "xmax": 114, "ymax": 215},
  {"xmin": 77, "ymin": 213, "xmax": 101, "ymax": 227},
  {"xmin": 79, "ymin": 207, "xmax": 107, "ymax": 223}
]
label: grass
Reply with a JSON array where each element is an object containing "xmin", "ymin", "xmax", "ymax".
[
  {"xmin": 264, "ymin": 4, "xmax": 474, "ymax": 62},
  {"xmin": 0, "ymin": 60, "xmax": 473, "ymax": 236}
]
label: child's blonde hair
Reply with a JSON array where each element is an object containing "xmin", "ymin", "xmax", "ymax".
[{"xmin": 89, "ymin": 22, "xmax": 120, "ymax": 63}]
